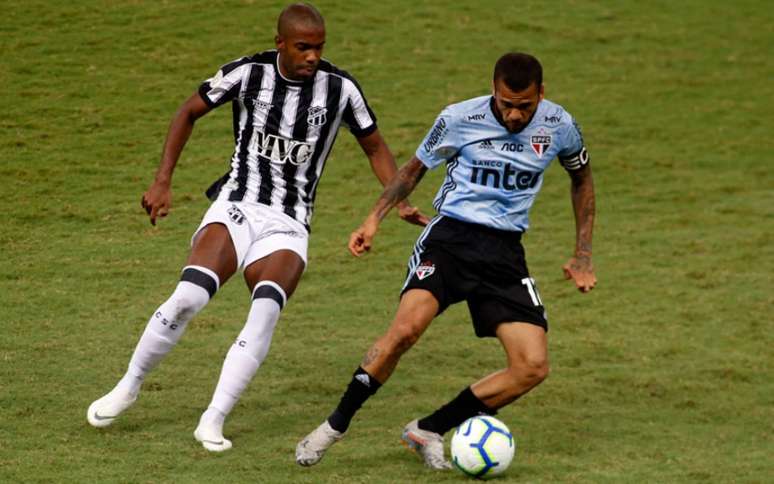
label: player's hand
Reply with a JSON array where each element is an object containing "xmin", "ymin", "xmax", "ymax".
[
  {"xmin": 141, "ymin": 181, "xmax": 172, "ymax": 226},
  {"xmin": 397, "ymin": 201, "xmax": 431, "ymax": 227},
  {"xmin": 563, "ymin": 255, "xmax": 596, "ymax": 293},
  {"xmin": 348, "ymin": 216, "xmax": 380, "ymax": 257}
]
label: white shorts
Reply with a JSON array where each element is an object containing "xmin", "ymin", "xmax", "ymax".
[{"xmin": 192, "ymin": 200, "xmax": 309, "ymax": 270}]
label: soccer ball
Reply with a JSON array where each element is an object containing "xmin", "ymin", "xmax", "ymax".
[{"xmin": 450, "ymin": 415, "xmax": 515, "ymax": 479}]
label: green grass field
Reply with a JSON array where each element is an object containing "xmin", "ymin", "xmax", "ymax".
[{"xmin": 1, "ymin": 1, "xmax": 772, "ymax": 482}]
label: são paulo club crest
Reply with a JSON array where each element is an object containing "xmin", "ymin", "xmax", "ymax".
[
  {"xmin": 530, "ymin": 128, "xmax": 552, "ymax": 157},
  {"xmin": 415, "ymin": 261, "xmax": 436, "ymax": 280}
]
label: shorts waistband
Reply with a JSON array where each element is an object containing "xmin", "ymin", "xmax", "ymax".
[{"xmin": 438, "ymin": 216, "xmax": 523, "ymax": 242}]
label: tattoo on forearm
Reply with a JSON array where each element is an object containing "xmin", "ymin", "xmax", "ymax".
[
  {"xmin": 571, "ymin": 168, "xmax": 594, "ymax": 256},
  {"xmin": 373, "ymin": 160, "xmax": 426, "ymax": 220}
]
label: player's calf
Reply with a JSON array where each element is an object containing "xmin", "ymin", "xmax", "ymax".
[
  {"xmin": 87, "ymin": 265, "xmax": 219, "ymax": 428},
  {"xmin": 195, "ymin": 281, "xmax": 286, "ymax": 451}
]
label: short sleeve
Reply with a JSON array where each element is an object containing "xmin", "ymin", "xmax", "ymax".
[
  {"xmin": 341, "ymin": 77, "xmax": 377, "ymax": 138},
  {"xmin": 557, "ymin": 117, "xmax": 590, "ymax": 171},
  {"xmin": 197, "ymin": 57, "xmax": 249, "ymax": 108},
  {"xmin": 415, "ymin": 109, "xmax": 460, "ymax": 169}
]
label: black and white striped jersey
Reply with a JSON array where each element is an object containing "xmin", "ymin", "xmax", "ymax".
[{"xmin": 199, "ymin": 49, "xmax": 377, "ymax": 231}]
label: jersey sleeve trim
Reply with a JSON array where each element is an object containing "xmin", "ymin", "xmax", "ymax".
[
  {"xmin": 414, "ymin": 149, "xmax": 438, "ymax": 169},
  {"xmin": 338, "ymin": 75, "xmax": 377, "ymax": 136},
  {"xmin": 350, "ymin": 121, "xmax": 378, "ymax": 138},
  {"xmin": 198, "ymin": 60, "xmax": 250, "ymax": 108}
]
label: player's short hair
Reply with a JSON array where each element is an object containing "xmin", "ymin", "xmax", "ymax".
[
  {"xmin": 277, "ymin": 3, "xmax": 325, "ymax": 37},
  {"xmin": 493, "ymin": 53, "xmax": 543, "ymax": 91}
]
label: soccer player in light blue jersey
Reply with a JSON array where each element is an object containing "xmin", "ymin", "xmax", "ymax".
[{"xmin": 297, "ymin": 53, "xmax": 596, "ymax": 470}]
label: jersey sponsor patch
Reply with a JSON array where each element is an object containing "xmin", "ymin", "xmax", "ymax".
[
  {"xmin": 415, "ymin": 261, "xmax": 436, "ymax": 280},
  {"xmin": 248, "ymin": 131, "xmax": 313, "ymax": 165},
  {"xmin": 530, "ymin": 128, "xmax": 552, "ymax": 157},
  {"xmin": 424, "ymin": 118, "xmax": 448, "ymax": 152}
]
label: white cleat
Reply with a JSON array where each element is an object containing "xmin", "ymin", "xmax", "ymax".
[
  {"xmin": 87, "ymin": 389, "xmax": 137, "ymax": 428},
  {"xmin": 295, "ymin": 420, "xmax": 345, "ymax": 466},
  {"xmin": 194, "ymin": 423, "xmax": 233, "ymax": 452},
  {"xmin": 401, "ymin": 419, "xmax": 452, "ymax": 470}
]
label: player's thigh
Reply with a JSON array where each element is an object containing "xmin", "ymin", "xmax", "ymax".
[
  {"xmin": 187, "ymin": 222, "xmax": 238, "ymax": 284},
  {"xmin": 243, "ymin": 249, "xmax": 305, "ymax": 298},
  {"xmin": 385, "ymin": 289, "xmax": 440, "ymax": 343},
  {"xmin": 495, "ymin": 322, "xmax": 549, "ymax": 370}
]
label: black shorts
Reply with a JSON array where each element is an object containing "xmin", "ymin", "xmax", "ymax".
[{"xmin": 401, "ymin": 216, "xmax": 548, "ymax": 337}]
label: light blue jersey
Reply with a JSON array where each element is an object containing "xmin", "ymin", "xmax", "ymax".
[{"xmin": 416, "ymin": 96, "xmax": 589, "ymax": 232}]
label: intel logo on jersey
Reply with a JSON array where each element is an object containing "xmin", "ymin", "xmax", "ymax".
[
  {"xmin": 470, "ymin": 160, "xmax": 541, "ymax": 190},
  {"xmin": 249, "ymin": 131, "xmax": 313, "ymax": 165}
]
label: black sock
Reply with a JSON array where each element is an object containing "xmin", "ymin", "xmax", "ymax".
[
  {"xmin": 417, "ymin": 386, "xmax": 495, "ymax": 436},
  {"xmin": 327, "ymin": 367, "xmax": 382, "ymax": 432}
]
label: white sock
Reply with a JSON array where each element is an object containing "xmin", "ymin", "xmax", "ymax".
[
  {"xmin": 117, "ymin": 265, "xmax": 219, "ymax": 396},
  {"xmin": 199, "ymin": 406, "xmax": 226, "ymax": 427},
  {"xmin": 207, "ymin": 281, "xmax": 286, "ymax": 417}
]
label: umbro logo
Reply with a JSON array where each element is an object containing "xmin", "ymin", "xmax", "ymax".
[
  {"xmin": 478, "ymin": 139, "xmax": 494, "ymax": 150},
  {"xmin": 254, "ymin": 100, "xmax": 273, "ymax": 112}
]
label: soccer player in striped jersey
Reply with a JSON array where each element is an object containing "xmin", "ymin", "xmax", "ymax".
[
  {"xmin": 296, "ymin": 53, "xmax": 596, "ymax": 470},
  {"xmin": 86, "ymin": 3, "xmax": 428, "ymax": 452}
]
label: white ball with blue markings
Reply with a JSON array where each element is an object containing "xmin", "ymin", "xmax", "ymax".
[{"xmin": 451, "ymin": 415, "xmax": 515, "ymax": 479}]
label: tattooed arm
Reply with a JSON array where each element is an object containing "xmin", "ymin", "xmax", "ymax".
[
  {"xmin": 562, "ymin": 163, "xmax": 597, "ymax": 292},
  {"xmin": 348, "ymin": 156, "xmax": 428, "ymax": 257},
  {"xmin": 356, "ymin": 130, "xmax": 430, "ymax": 227}
]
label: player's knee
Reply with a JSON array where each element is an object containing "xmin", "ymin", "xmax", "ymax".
[
  {"xmin": 386, "ymin": 323, "xmax": 422, "ymax": 355},
  {"xmin": 156, "ymin": 266, "xmax": 219, "ymax": 332},
  {"xmin": 171, "ymin": 292, "xmax": 208, "ymax": 320},
  {"xmin": 523, "ymin": 355, "xmax": 550, "ymax": 386},
  {"xmin": 510, "ymin": 354, "xmax": 549, "ymax": 387}
]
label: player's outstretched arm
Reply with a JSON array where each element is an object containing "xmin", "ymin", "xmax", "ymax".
[
  {"xmin": 563, "ymin": 163, "xmax": 596, "ymax": 292},
  {"xmin": 356, "ymin": 130, "xmax": 430, "ymax": 227},
  {"xmin": 141, "ymin": 93, "xmax": 212, "ymax": 225},
  {"xmin": 348, "ymin": 156, "xmax": 428, "ymax": 257}
]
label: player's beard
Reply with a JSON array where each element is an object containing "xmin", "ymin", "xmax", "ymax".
[{"xmin": 294, "ymin": 63, "xmax": 317, "ymax": 80}]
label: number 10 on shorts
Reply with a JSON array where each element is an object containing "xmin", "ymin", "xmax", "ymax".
[{"xmin": 521, "ymin": 277, "xmax": 543, "ymax": 306}]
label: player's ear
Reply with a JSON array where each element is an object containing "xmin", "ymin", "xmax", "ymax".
[
  {"xmin": 275, "ymin": 34, "xmax": 283, "ymax": 49},
  {"xmin": 538, "ymin": 83, "xmax": 545, "ymax": 101}
]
